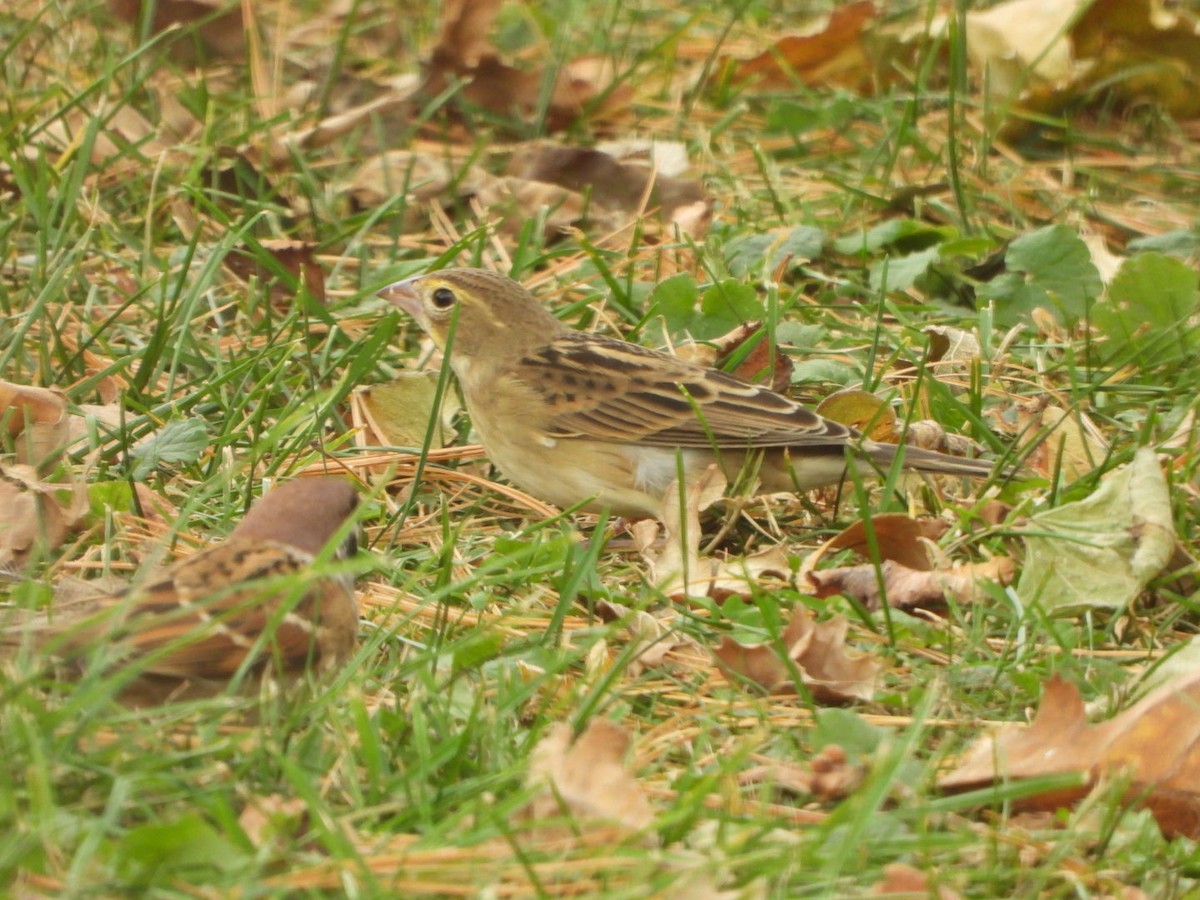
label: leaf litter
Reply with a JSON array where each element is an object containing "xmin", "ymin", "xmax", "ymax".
[{"xmin": 8, "ymin": 0, "xmax": 1200, "ymax": 894}]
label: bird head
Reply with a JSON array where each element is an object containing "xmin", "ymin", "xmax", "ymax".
[{"xmin": 378, "ymin": 268, "xmax": 564, "ymax": 359}]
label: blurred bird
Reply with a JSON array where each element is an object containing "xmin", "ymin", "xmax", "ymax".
[
  {"xmin": 379, "ymin": 268, "xmax": 998, "ymax": 519},
  {"xmin": 2, "ymin": 477, "xmax": 360, "ymax": 706}
]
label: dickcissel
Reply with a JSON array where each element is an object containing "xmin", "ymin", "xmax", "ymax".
[
  {"xmin": 3, "ymin": 477, "xmax": 360, "ymax": 705},
  {"xmin": 379, "ymin": 268, "xmax": 998, "ymax": 519}
]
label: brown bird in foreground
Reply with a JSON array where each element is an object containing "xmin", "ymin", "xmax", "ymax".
[
  {"xmin": 2, "ymin": 477, "xmax": 360, "ymax": 706},
  {"xmin": 378, "ymin": 268, "xmax": 999, "ymax": 520}
]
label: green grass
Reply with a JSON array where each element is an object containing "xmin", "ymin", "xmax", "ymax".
[{"xmin": 3, "ymin": 0, "xmax": 1200, "ymax": 895}]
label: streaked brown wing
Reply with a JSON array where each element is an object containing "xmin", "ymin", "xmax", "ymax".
[
  {"xmin": 516, "ymin": 333, "xmax": 856, "ymax": 450},
  {"xmin": 120, "ymin": 539, "xmax": 324, "ymax": 680}
]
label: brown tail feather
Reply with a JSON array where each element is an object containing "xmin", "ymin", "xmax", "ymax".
[{"xmin": 865, "ymin": 441, "xmax": 998, "ymax": 478}]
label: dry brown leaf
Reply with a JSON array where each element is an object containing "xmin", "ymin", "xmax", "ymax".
[
  {"xmin": 725, "ymin": 2, "xmax": 877, "ymax": 91},
  {"xmin": 809, "ymin": 513, "xmax": 948, "ymax": 573},
  {"xmin": 107, "ymin": 0, "xmax": 246, "ymax": 61},
  {"xmin": 346, "ymin": 150, "xmax": 487, "ymax": 219},
  {"xmin": 964, "ymin": 0, "xmax": 1200, "ymax": 135},
  {"xmin": 272, "ymin": 79, "xmax": 421, "ymax": 162},
  {"xmin": 347, "ymin": 139, "xmax": 708, "ymax": 241},
  {"xmin": 924, "ymin": 324, "xmax": 981, "ymax": 370},
  {"xmin": 871, "ymin": 863, "xmax": 962, "ymax": 899},
  {"xmin": 713, "ymin": 606, "xmax": 881, "ymax": 703},
  {"xmin": 0, "ymin": 381, "xmax": 67, "ymax": 435},
  {"xmin": 423, "ymin": 1, "xmax": 629, "ymax": 130},
  {"xmin": 225, "ymin": 239, "xmax": 327, "ymax": 308},
  {"xmin": 675, "ymin": 323, "xmax": 794, "ymax": 392},
  {"xmin": 431, "ymin": 0, "xmax": 502, "ymax": 70},
  {"xmin": 35, "ymin": 103, "xmax": 180, "ymax": 174},
  {"xmin": 506, "ymin": 143, "xmax": 710, "ymax": 237},
  {"xmin": 740, "ymin": 745, "xmax": 864, "ymax": 802},
  {"xmin": 473, "ymin": 174, "xmax": 597, "ymax": 239},
  {"xmin": 0, "ymin": 381, "xmax": 69, "ymax": 469},
  {"xmin": 525, "ymin": 719, "xmax": 655, "ymax": 839},
  {"xmin": 635, "ymin": 464, "xmax": 725, "ymax": 594},
  {"xmin": 1013, "ymin": 399, "xmax": 1109, "ymax": 480},
  {"xmin": 807, "ymin": 557, "xmax": 1015, "ymax": 611},
  {"xmin": 590, "ymin": 599, "xmax": 693, "ymax": 672},
  {"xmin": 941, "ymin": 671, "xmax": 1200, "ymax": 840},
  {"xmin": 237, "ymin": 794, "xmax": 309, "ymax": 850},
  {"xmin": 902, "ymin": 420, "xmax": 981, "ymax": 458},
  {"xmin": 0, "ymin": 465, "xmax": 87, "ymax": 571}
]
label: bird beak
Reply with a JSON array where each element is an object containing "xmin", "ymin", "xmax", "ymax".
[{"xmin": 378, "ymin": 278, "xmax": 422, "ymax": 320}]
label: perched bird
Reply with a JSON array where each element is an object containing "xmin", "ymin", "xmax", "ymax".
[
  {"xmin": 2, "ymin": 477, "xmax": 360, "ymax": 706},
  {"xmin": 379, "ymin": 268, "xmax": 999, "ymax": 520}
]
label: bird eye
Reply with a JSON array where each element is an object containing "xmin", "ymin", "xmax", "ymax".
[{"xmin": 431, "ymin": 287, "xmax": 457, "ymax": 310}]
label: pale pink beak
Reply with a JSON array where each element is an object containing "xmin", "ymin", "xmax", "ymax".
[{"xmin": 377, "ymin": 278, "xmax": 422, "ymax": 319}]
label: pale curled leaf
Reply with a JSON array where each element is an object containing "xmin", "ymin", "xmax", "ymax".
[
  {"xmin": 526, "ymin": 719, "xmax": 655, "ymax": 838},
  {"xmin": 637, "ymin": 464, "xmax": 726, "ymax": 597},
  {"xmin": 0, "ymin": 379, "xmax": 69, "ymax": 469},
  {"xmin": 713, "ymin": 607, "xmax": 881, "ymax": 703},
  {"xmin": 592, "ymin": 599, "xmax": 694, "ymax": 672},
  {"xmin": 807, "ymin": 557, "xmax": 1015, "ymax": 612},
  {"xmin": 940, "ymin": 671, "xmax": 1200, "ymax": 840}
]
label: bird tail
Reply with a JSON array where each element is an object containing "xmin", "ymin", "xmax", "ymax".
[{"xmin": 865, "ymin": 441, "xmax": 998, "ymax": 479}]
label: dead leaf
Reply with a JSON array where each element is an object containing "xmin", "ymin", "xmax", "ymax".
[
  {"xmin": 106, "ymin": 0, "xmax": 246, "ymax": 61},
  {"xmin": 1012, "ymin": 398, "xmax": 1108, "ymax": 480},
  {"xmin": 525, "ymin": 719, "xmax": 655, "ymax": 839},
  {"xmin": 902, "ymin": 420, "xmax": 981, "ymax": 458},
  {"xmin": 675, "ymin": 323, "xmax": 794, "ymax": 392},
  {"xmin": 352, "ymin": 373, "xmax": 459, "ymax": 451},
  {"xmin": 713, "ymin": 606, "xmax": 881, "ymax": 703},
  {"xmin": 238, "ymin": 794, "xmax": 309, "ymax": 850},
  {"xmin": 590, "ymin": 599, "xmax": 693, "ymax": 672},
  {"xmin": 872, "ymin": 863, "xmax": 962, "ymax": 899},
  {"xmin": 809, "ymin": 513, "xmax": 948, "ymax": 573},
  {"xmin": 348, "ymin": 142, "xmax": 700, "ymax": 240},
  {"xmin": 807, "ymin": 557, "xmax": 1015, "ymax": 611},
  {"xmin": 506, "ymin": 143, "xmax": 710, "ymax": 236},
  {"xmin": 225, "ymin": 239, "xmax": 326, "ymax": 308},
  {"xmin": 272, "ymin": 78, "xmax": 421, "ymax": 162},
  {"xmin": 1016, "ymin": 447, "xmax": 1174, "ymax": 614},
  {"xmin": 422, "ymin": 1, "xmax": 629, "ymax": 130},
  {"xmin": 635, "ymin": 464, "xmax": 726, "ymax": 596},
  {"xmin": 0, "ymin": 465, "xmax": 87, "ymax": 571},
  {"xmin": 0, "ymin": 380, "xmax": 69, "ymax": 469},
  {"xmin": 940, "ymin": 671, "xmax": 1200, "ymax": 840},
  {"xmin": 725, "ymin": 2, "xmax": 877, "ymax": 91},
  {"xmin": 924, "ymin": 324, "xmax": 981, "ymax": 369},
  {"xmin": 816, "ymin": 389, "xmax": 899, "ymax": 443},
  {"xmin": 964, "ymin": 0, "xmax": 1200, "ymax": 135},
  {"xmin": 473, "ymin": 174, "xmax": 597, "ymax": 239},
  {"xmin": 431, "ymin": 0, "xmax": 502, "ymax": 70},
  {"xmin": 740, "ymin": 745, "xmax": 864, "ymax": 802}
]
